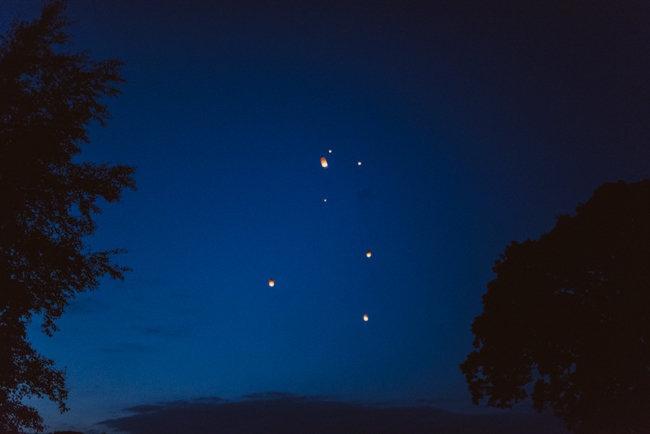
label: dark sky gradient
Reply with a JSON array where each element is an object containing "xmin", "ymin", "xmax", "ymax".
[{"xmin": 2, "ymin": 1, "xmax": 650, "ymax": 433}]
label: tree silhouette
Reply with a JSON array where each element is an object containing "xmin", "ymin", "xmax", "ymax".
[
  {"xmin": 0, "ymin": 1, "xmax": 135, "ymax": 432},
  {"xmin": 460, "ymin": 179, "xmax": 650, "ymax": 433}
]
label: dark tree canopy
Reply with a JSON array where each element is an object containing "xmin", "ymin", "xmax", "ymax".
[
  {"xmin": 460, "ymin": 179, "xmax": 650, "ymax": 433},
  {"xmin": 0, "ymin": 1, "xmax": 135, "ymax": 432}
]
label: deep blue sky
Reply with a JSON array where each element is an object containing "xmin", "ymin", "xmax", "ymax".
[{"xmin": 3, "ymin": 0, "xmax": 650, "ymax": 432}]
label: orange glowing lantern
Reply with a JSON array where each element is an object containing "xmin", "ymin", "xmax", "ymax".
[
  {"xmin": 357, "ymin": 161, "xmax": 361, "ymax": 165},
  {"xmin": 321, "ymin": 157, "xmax": 328, "ymax": 168},
  {"xmin": 366, "ymin": 250, "xmax": 371, "ymax": 258},
  {"xmin": 269, "ymin": 279, "xmax": 275, "ymax": 287},
  {"xmin": 363, "ymin": 314, "xmax": 369, "ymax": 321}
]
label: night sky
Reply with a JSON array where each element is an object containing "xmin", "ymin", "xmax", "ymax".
[{"xmin": 2, "ymin": 0, "xmax": 650, "ymax": 433}]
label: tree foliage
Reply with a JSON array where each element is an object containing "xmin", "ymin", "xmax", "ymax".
[
  {"xmin": 460, "ymin": 179, "xmax": 650, "ymax": 433},
  {"xmin": 0, "ymin": 1, "xmax": 135, "ymax": 432}
]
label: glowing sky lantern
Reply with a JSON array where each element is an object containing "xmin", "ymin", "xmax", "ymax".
[
  {"xmin": 324, "ymin": 199, "xmax": 327, "ymax": 202},
  {"xmin": 366, "ymin": 250, "xmax": 371, "ymax": 258},
  {"xmin": 269, "ymin": 279, "xmax": 274, "ymax": 287},
  {"xmin": 358, "ymin": 161, "xmax": 362, "ymax": 165},
  {"xmin": 329, "ymin": 150, "xmax": 332, "ymax": 153},
  {"xmin": 363, "ymin": 314, "xmax": 369, "ymax": 321},
  {"xmin": 321, "ymin": 157, "xmax": 328, "ymax": 168}
]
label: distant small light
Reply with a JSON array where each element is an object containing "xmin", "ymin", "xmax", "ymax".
[
  {"xmin": 321, "ymin": 157, "xmax": 328, "ymax": 168},
  {"xmin": 358, "ymin": 161, "xmax": 362, "ymax": 165},
  {"xmin": 363, "ymin": 314, "xmax": 369, "ymax": 322},
  {"xmin": 329, "ymin": 150, "xmax": 332, "ymax": 153},
  {"xmin": 269, "ymin": 279, "xmax": 275, "ymax": 287},
  {"xmin": 324, "ymin": 199, "xmax": 327, "ymax": 202},
  {"xmin": 366, "ymin": 250, "xmax": 371, "ymax": 258}
]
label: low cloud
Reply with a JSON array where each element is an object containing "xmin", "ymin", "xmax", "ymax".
[
  {"xmin": 240, "ymin": 391, "xmax": 308, "ymax": 401},
  {"xmin": 123, "ymin": 405, "xmax": 164, "ymax": 413},
  {"xmin": 194, "ymin": 396, "xmax": 224, "ymax": 403},
  {"xmin": 417, "ymin": 397, "xmax": 461, "ymax": 405},
  {"xmin": 98, "ymin": 393, "xmax": 568, "ymax": 434},
  {"xmin": 101, "ymin": 342, "xmax": 150, "ymax": 353},
  {"xmin": 127, "ymin": 324, "xmax": 191, "ymax": 337},
  {"xmin": 66, "ymin": 296, "xmax": 106, "ymax": 316}
]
